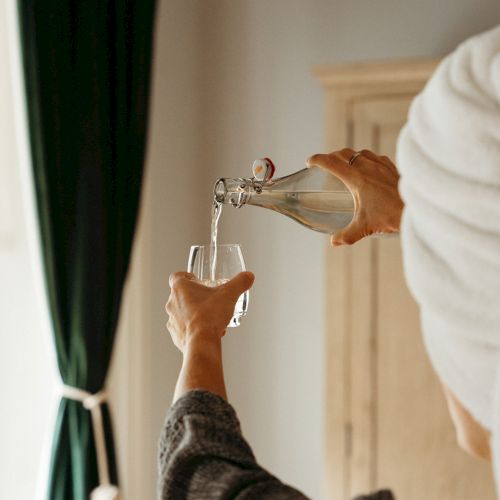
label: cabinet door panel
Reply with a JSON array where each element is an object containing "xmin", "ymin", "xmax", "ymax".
[
  {"xmin": 320, "ymin": 61, "xmax": 495, "ymax": 500},
  {"xmin": 352, "ymin": 98, "xmax": 496, "ymax": 500}
]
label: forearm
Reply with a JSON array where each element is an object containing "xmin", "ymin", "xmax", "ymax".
[{"xmin": 173, "ymin": 337, "xmax": 227, "ymax": 403}]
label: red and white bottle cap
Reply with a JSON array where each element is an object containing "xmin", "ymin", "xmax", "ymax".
[{"xmin": 252, "ymin": 157, "xmax": 275, "ymax": 182}]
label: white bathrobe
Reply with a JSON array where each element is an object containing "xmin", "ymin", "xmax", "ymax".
[{"xmin": 397, "ymin": 23, "xmax": 500, "ymax": 494}]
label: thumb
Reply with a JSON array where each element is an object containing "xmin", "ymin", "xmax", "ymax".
[
  {"xmin": 220, "ymin": 272, "xmax": 255, "ymax": 301},
  {"xmin": 331, "ymin": 218, "xmax": 365, "ymax": 246}
]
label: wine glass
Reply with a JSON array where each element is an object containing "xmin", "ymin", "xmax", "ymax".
[{"xmin": 187, "ymin": 244, "xmax": 249, "ymax": 327}]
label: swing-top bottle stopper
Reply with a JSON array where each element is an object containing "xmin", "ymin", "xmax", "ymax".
[{"xmin": 252, "ymin": 158, "xmax": 275, "ymax": 182}]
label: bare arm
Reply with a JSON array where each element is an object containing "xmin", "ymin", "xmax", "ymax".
[
  {"xmin": 162, "ymin": 271, "xmax": 393, "ymax": 500},
  {"xmin": 160, "ymin": 271, "xmax": 314, "ymax": 500},
  {"xmin": 166, "ymin": 271, "xmax": 254, "ymax": 403},
  {"xmin": 174, "ymin": 336, "xmax": 226, "ymax": 401}
]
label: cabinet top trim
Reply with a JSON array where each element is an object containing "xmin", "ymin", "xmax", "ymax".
[{"xmin": 314, "ymin": 58, "xmax": 441, "ymax": 89}]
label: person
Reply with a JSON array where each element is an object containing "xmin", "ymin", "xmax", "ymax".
[{"xmin": 159, "ymin": 24, "xmax": 500, "ymax": 500}]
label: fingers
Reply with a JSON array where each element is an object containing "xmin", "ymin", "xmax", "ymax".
[
  {"xmin": 379, "ymin": 155, "xmax": 393, "ymax": 165},
  {"xmin": 308, "ymin": 149, "xmax": 388, "ymax": 168},
  {"xmin": 169, "ymin": 271, "xmax": 195, "ymax": 287},
  {"xmin": 358, "ymin": 149, "xmax": 379, "ymax": 162},
  {"xmin": 336, "ymin": 148, "xmax": 356, "ymax": 161},
  {"xmin": 307, "ymin": 149, "xmax": 354, "ymax": 185},
  {"xmin": 359, "ymin": 150, "xmax": 397, "ymax": 172},
  {"xmin": 219, "ymin": 271, "xmax": 255, "ymax": 301}
]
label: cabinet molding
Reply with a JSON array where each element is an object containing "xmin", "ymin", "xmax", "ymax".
[{"xmin": 316, "ymin": 59, "xmax": 496, "ymax": 500}]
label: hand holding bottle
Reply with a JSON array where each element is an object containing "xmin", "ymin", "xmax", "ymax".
[{"xmin": 307, "ymin": 149, "xmax": 404, "ymax": 246}]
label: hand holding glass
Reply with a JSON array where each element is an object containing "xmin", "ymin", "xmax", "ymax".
[{"xmin": 187, "ymin": 244, "xmax": 249, "ymax": 327}]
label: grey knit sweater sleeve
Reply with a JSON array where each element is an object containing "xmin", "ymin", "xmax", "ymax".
[{"xmin": 158, "ymin": 390, "xmax": 395, "ymax": 500}]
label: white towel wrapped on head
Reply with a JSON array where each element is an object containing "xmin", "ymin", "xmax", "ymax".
[{"xmin": 396, "ymin": 23, "xmax": 500, "ymax": 493}]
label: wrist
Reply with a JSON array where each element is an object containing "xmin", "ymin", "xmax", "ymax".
[
  {"xmin": 175, "ymin": 332, "xmax": 226, "ymax": 402},
  {"xmin": 184, "ymin": 330, "xmax": 222, "ymax": 356},
  {"xmin": 185, "ymin": 320, "xmax": 224, "ymax": 346}
]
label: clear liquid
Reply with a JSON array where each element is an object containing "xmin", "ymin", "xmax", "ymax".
[
  {"xmin": 248, "ymin": 190, "xmax": 354, "ymax": 233},
  {"xmin": 208, "ymin": 203, "xmax": 248, "ymax": 327},
  {"xmin": 200, "ymin": 278, "xmax": 249, "ymax": 327},
  {"xmin": 210, "ymin": 201, "xmax": 223, "ymax": 283}
]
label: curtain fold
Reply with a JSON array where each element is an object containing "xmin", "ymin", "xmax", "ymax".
[{"xmin": 17, "ymin": 1, "xmax": 156, "ymax": 498}]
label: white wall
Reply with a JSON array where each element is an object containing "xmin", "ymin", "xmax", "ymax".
[
  {"xmin": 138, "ymin": 1, "xmax": 500, "ymax": 499},
  {"xmin": 0, "ymin": 2, "xmax": 59, "ymax": 499},
  {"xmin": 134, "ymin": 1, "xmax": 207, "ymax": 498}
]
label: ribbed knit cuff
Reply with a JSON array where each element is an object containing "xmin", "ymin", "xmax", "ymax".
[{"xmin": 166, "ymin": 390, "xmax": 241, "ymax": 432}]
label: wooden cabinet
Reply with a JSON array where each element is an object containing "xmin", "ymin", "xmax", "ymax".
[{"xmin": 316, "ymin": 60, "xmax": 496, "ymax": 500}]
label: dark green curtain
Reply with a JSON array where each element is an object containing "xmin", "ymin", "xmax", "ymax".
[{"xmin": 18, "ymin": 1, "xmax": 156, "ymax": 498}]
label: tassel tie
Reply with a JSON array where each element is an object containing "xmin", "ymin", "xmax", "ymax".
[{"xmin": 62, "ymin": 385, "xmax": 119, "ymax": 500}]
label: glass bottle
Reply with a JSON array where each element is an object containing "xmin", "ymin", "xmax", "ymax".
[{"xmin": 213, "ymin": 158, "xmax": 354, "ymax": 234}]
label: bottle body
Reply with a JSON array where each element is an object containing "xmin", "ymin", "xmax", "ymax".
[{"xmin": 214, "ymin": 166, "xmax": 355, "ymax": 234}]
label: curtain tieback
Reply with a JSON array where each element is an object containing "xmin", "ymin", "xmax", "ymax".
[{"xmin": 62, "ymin": 385, "xmax": 120, "ymax": 500}]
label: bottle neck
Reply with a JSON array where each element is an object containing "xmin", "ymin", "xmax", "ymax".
[{"xmin": 214, "ymin": 177, "xmax": 261, "ymax": 207}]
